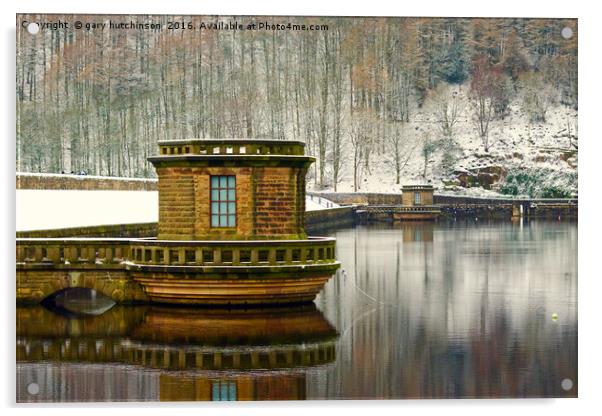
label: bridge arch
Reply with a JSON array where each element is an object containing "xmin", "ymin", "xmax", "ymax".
[
  {"xmin": 41, "ymin": 287, "xmax": 116, "ymax": 316},
  {"xmin": 16, "ymin": 269, "xmax": 143, "ymax": 304}
]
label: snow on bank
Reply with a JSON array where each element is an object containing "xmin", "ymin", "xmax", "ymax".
[
  {"xmin": 306, "ymin": 195, "xmax": 340, "ymax": 211},
  {"xmin": 307, "ymin": 84, "xmax": 577, "ymax": 196},
  {"xmin": 16, "ymin": 190, "xmax": 159, "ymax": 231},
  {"xmin": 16, "ymin": 190, "xmax": 337, "ymax": 231}
]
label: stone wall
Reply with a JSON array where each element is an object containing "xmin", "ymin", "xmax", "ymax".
[
  {"xmin": 156, "ymin": 167, "xmax": 196, "ymax": 240},
  {"xmin": 433, "ymin": 194, "xmax": 578, "ymax": 206},
  {"xmin": 309, "ymin": 191, "xmax": 578, "ymax": 208},
  {"xmin": 16, "ymin": 173, "xmax": 157, "ymax": 191},
  {"xmin": 401, "ymin": 190, "xmax": 434, "ymax": 206},
  {"xmin": 254, "ymin": 166, "xmax": 305, "ymax": 239},
  {"xmin": 439, "ymin": 205, "xmax": 514, "ymax": 219},
  {"xmin": 435, "ymin": 194, "xmax": 577, "ymax": 219},
  {"xmin": 16, "ymin": 222, "xmax": 157, "ymax": 238},
  {"xmin": 156, "ymin": 166, "xmax": 254, "ymax": 240},
  {"xmin": 307, "ymin": 192, "xmax": 403, "ymax": 205},
  {"xmin": 307, "ymin": 192, "xmax": 577, "ymax": 221},
  {"xmin": 16, "ymin": 268, "xmax": 148, "ymax": 304},
  {"xmin": 526, "ymin": 204, "xmax": 578, "ymax": 219},
  {"xmin": 305, "ymin": 207, "xmax": 355, "ymax": 233},
  {"xmin": 193, "ymin": 167, "xmax": 255, "ymax": 240},
  {"xmin": 155, "ymin": 166, "xmax": 305, "ymax": 240}
]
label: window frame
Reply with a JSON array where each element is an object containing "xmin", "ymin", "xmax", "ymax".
[
  {"xmin": 210, "ymin": 175, "xmax": 237, "ymax": 228},
  {"xmin": 414, "ymin": 191, "xmax": 421, "ymax": 205},
  {"xmin": 211, "ymin": 380, "xmax": 237, "ymax": 401}
]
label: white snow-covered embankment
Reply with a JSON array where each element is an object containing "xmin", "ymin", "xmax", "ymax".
[{"xmin": 16, "ymin": 190, "xmax": 339, "ymax": 232}]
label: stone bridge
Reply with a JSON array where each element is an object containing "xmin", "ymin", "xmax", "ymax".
[
  {"xmin": 16, "ymin": 236, "xmax": 338, "ymax": 304},
  {"xmin": 16, "ymin": 239, "xmax": 146, "ymax": 304}
]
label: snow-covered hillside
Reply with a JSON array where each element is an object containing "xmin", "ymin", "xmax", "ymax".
[{"xmin": 308, "ymin": 84, "xmax": 578, "ymax": 198}]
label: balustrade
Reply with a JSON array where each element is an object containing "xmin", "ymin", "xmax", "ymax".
[
  {"xmin": 158, "ymin": 139, "xmax": 306, "ymax": 157},
  {"xmin": 16, "ymin": 237, "xmax": 337, "ymax": 268}
]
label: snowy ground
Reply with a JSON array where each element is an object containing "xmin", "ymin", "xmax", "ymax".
[
  {"xmin": 16, "ymin": 190, "xmax": 159, "ymax": 231},
  {"xmin": 16, "ymin": 190, "xmax": 337, "ymax": 231},
  {"xmin": 306, "ymin": 194, "xmax": 340, "ymax": 210}
]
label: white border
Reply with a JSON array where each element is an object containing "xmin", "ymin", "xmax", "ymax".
[{"xmin": 2, "ymin": 1, "xmax": 600, "ymax": 415}]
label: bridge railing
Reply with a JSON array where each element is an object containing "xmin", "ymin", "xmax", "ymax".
[
  {"xmin": 433, "ymin": 194, "xmax": 578, "ymax": 205},
  {"xmin": 16, "ymin": 237, "xmax": 338, "ymax": 268},
  {"xmin": 16, "ymin": 238, "xmax": 131, "ymax": 266},
  {"xmin": 308, "ymin": 194, "xmax": 340, "ymax": 209},
  {"xmin": 363, "ymin": 205, "xmax": 442, "ymax": 212},
  {"xmin": 128, "ymin": 237, "xmax": 337, "ymax": 267},
  {"xmin": 157, "ymin": 139, "xmax": 306, "ymax": 157}
]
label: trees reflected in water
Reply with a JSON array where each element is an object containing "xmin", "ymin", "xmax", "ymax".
[{"xmin": 311, "ymin": 220, "xmax": 577, "ymax": 399}]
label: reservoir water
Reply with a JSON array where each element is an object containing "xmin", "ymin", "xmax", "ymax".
[{"xmin": 17, "ymin": 220, "xmax": 577, "ymax": 401}]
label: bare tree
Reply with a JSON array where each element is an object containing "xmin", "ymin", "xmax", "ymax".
[
  {"xmin": 316, "ymin": 31, "xmax": 331, "ymax": 188},
  {"xmin": 349, "ymin": 110, "xmax": 375, "ymax": 192},
  {"xmin": 388, "ymin": 123, "xmax": 404, "ymax": 185},
  {"xmin": 387, "ymin": 122, "xmax": 420, "ymax": 185},
  {"xmin": 421, "ymin": 134, "xmax": 437, "ymax": 179},
  {"xmin": 469, "ymin": 55, "xmax": 496, "ymax": 152},
  {"xmin": 431, "ymin": 84, "xmax": 461, "ymax": 140},
  {"xmin": 331, "ymin": 28, "xmax": 345, "ymax": 191},
  {"xmin": 520, "ymin": 71, "xmax": 557, "ymax": 123}
]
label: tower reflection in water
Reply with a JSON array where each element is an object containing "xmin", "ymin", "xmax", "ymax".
[
  {"xmin": 16, "ymin": 303, "xmax": 338, "ymax": 402},
  {"xmin": 18, "ymin": 221, "xmax": 577, "ymax": 401}
]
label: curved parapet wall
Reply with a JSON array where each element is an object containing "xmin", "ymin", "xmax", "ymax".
[
  {"xmin": 132, "ymin": 273, "xmax": 336, "ymax": 305},
  {"xmin": 16, "ymin": 237, "xmax": 340, "ymax": 305}
]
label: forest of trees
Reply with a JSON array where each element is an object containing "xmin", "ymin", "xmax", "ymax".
[{"xmin": 16, "ymin": 15, "xmax": 577, "ymax": 190}]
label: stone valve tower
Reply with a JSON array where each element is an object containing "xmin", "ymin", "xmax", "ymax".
[{"xmin": 131, "ymin": 139, "xmax": 340, "ymax": 304}]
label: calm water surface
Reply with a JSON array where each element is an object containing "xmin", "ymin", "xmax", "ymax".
[{"xmin": 16, "ymin": 220, "xmax": 577, "ymax": 401}]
